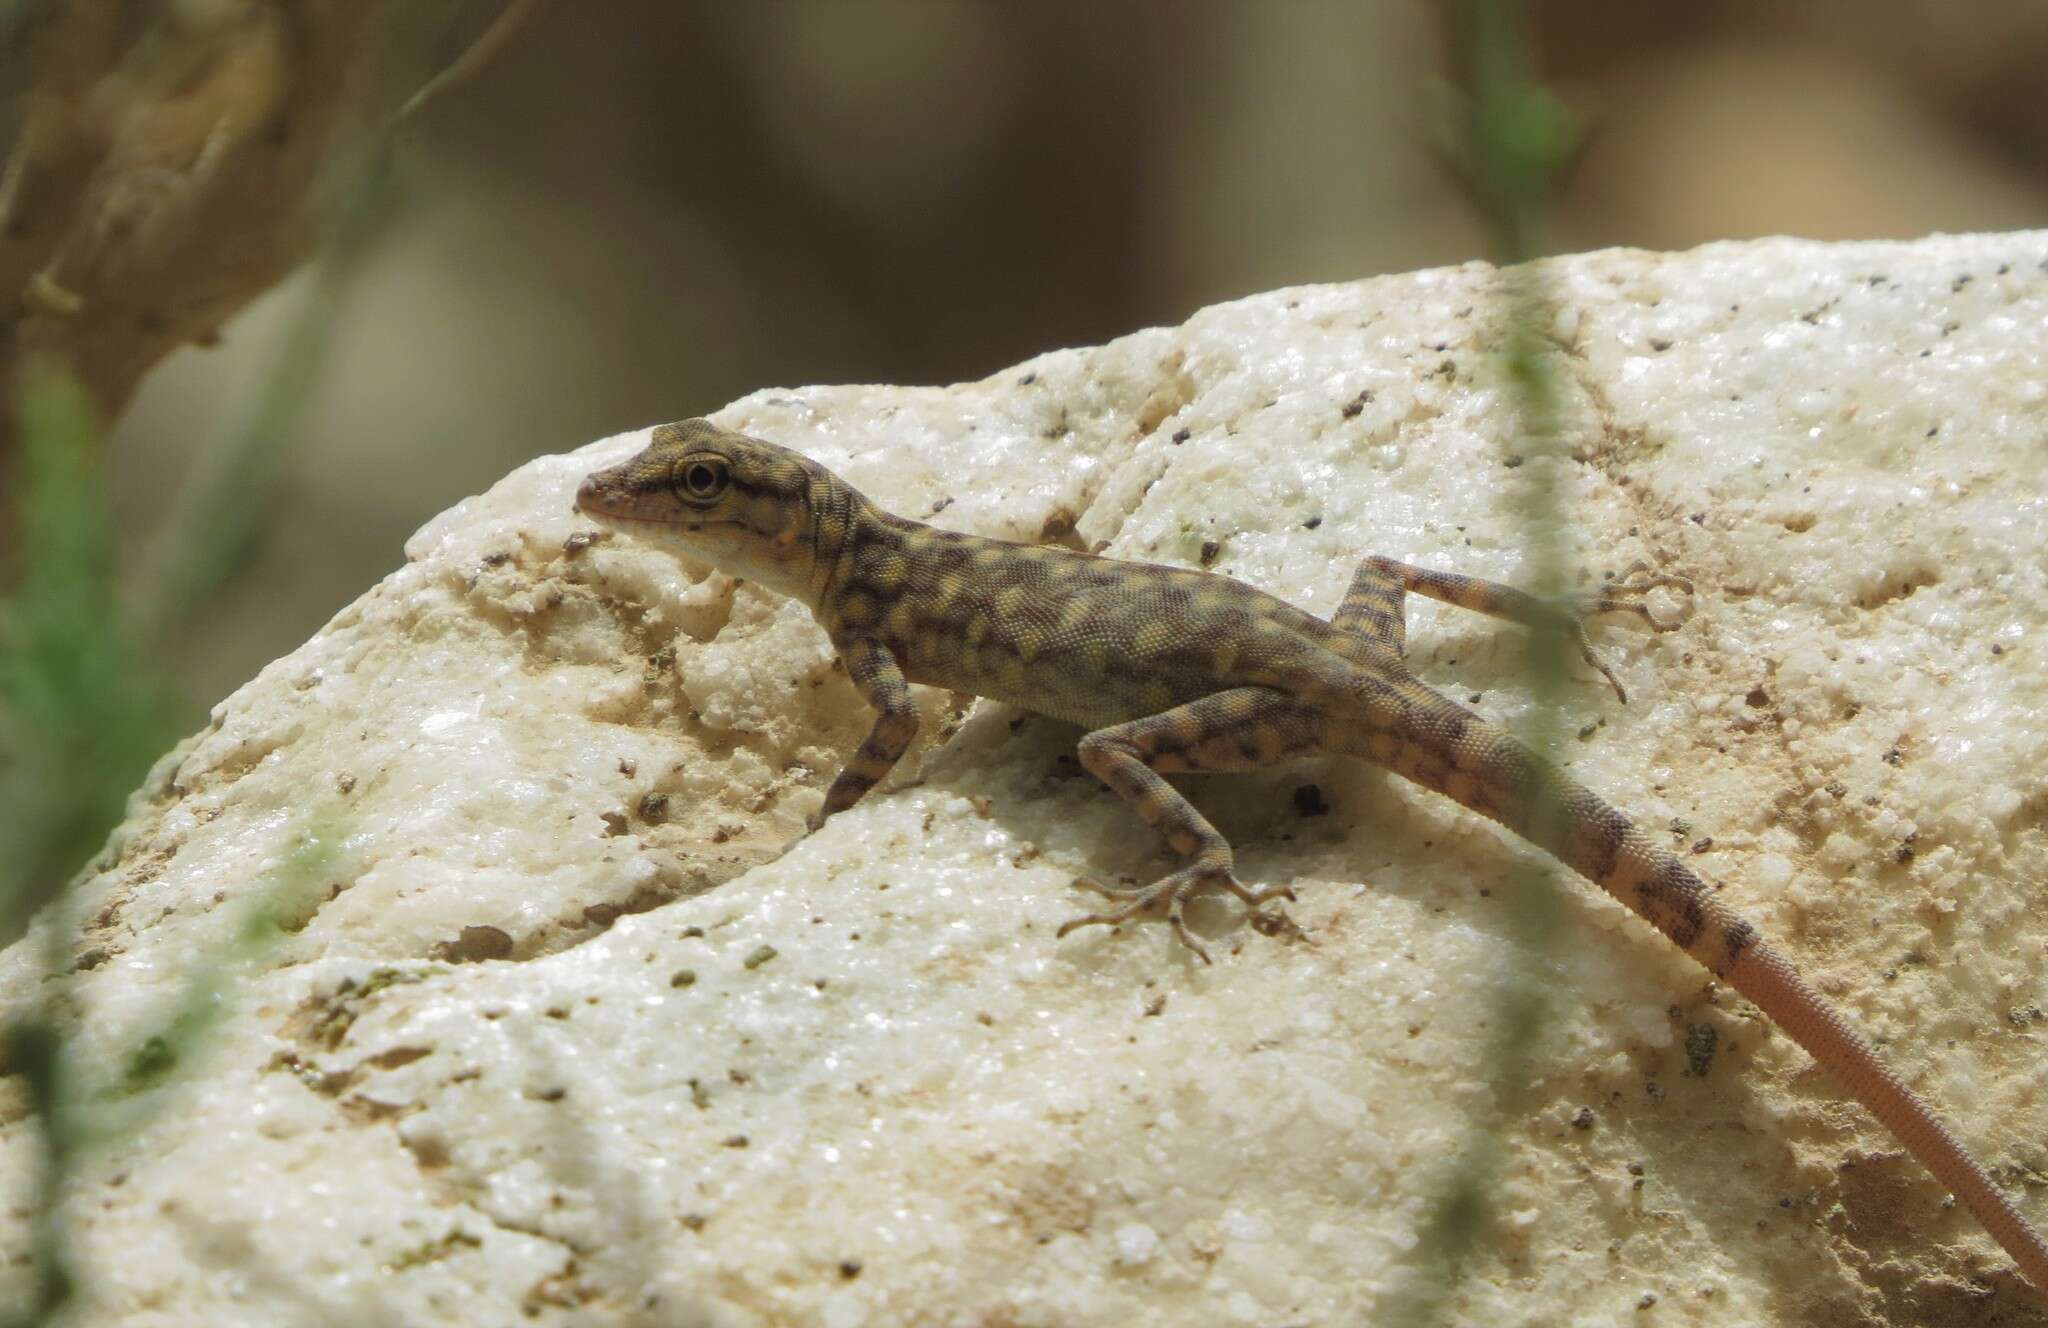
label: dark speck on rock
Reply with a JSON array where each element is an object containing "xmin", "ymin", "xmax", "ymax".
[{"xmin": 1685, "ymin": 1024, "xmax": 1718, "ymax": 1077}]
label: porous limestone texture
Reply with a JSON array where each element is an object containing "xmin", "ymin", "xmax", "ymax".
[{"xmin": 5, "ymin": 233, "xmax": 2047, "ymax": 1328}]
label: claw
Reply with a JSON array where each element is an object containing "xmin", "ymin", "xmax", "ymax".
[
  {"xmin": 1572, "ymin": 626, "xmax": 1631, "ymax": 705},
  {"xmin": 1167, "ymin": 912, "xmax": 1213, "ymax": 965}
]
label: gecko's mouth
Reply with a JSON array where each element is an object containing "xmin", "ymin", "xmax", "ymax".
[
  {"xmin": 578, "ymin": 506, "xmax": 717, "ymax": 535},
  {"xmin": 578, "ymin": 504, "xmax": 674, "ymax": 528}
]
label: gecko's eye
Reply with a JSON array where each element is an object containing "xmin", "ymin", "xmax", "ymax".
[{"xmin": 676, "ymin": 456, "xmax": 730, "ymax": 502}]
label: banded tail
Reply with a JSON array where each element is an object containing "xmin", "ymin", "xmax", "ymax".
[{"xmin": 1358, "ymin": 690, "xmax": 2048, "ymax": 1290}]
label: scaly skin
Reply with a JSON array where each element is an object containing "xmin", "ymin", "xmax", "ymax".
[{"xmin": 577, "ymin": 417, "xmax": 2048, "ymax": 1292}]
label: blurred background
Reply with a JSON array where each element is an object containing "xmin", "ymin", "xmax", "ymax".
[{"xmin": 13, "ymin": 1, "xmax": 2047, "ymax": 707}]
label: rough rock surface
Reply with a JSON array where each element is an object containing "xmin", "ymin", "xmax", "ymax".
[{"xmin": 5, "ymin": 233, "xmax": 2047, "ymax": 1327}]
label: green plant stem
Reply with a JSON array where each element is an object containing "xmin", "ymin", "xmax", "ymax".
[{"xmin": 1382, "ymin": 2, "xmax": 1581, "ymax": 1322}]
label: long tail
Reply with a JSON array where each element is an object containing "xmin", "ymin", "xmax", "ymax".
[{"xmin": 1357, "ymin": 689, "xmax": 2048, "ymax": 1290}]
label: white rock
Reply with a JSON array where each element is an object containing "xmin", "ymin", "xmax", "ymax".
[
  {"xmin": 5, "ymin": 233, "xmax": 2046, "ymax": 1326},
  {"xmin": 1112, "ymin": 1222, "xmax": 1163, "ymax": 1266}
]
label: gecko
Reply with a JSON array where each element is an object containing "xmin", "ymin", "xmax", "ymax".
[{"xmin": 575, "ymin": 417, "xmax": 2048, "ymax": 1292}]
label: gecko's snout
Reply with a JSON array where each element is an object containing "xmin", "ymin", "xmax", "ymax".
[{"xmin": 575, "ymin": 458, "xmax": 651, "ymax": 522}]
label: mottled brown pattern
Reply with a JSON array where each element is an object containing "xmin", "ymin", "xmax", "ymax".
[
  {"xmin": 578, "ymin": 420, "xmax": 2048, "ymax": 1289},
  {"xmin": 1633, "ymin": 857, "xmax": 1708, "ymax": 951}
]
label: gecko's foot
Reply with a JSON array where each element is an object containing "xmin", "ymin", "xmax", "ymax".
[
  {"xmin": 1586, "ymin": 561, "xmax": 1695, "ymax": 630},
  {"xmin": 1556, "ymin": 562, "xmax": 1696, "ymax": 704},
  {"xmin": 1060, "ymin": 864, "xmax": 1294, "ymax": 964}
]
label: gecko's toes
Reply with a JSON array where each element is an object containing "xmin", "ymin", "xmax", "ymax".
[
  {"xmin": 1166, "ymin": 913, "xmax": 1214, "ymax": 965},
  {"xmin": 1069, "ymin": 873, "xmax": 1141, "ymax": 902},
  {"xmin": 1590, "ymin": 563, "xmax": 1696, "ymax": 631},
  {"xmin": 1058, "ymin": 872, "xmax": 1207, "ymax": 960},
  {"xmin": 1059, "ymin": 866, "xmax": 1300, "ymax": 962},
  {"xmin": 1057, "ymin": 883, "xmax": 1167, "ymax": 937},
  {"xmin": 1218, "ymin": 870, "xmax": 1297, "ymax": 910}
]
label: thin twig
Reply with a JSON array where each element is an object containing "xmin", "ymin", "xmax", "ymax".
[{"xmin": 389, "ymin": 0, "xmax": 546, "ymax": 128}]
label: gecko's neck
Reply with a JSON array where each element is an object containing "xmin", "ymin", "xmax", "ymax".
[{"xmin": 806, "ymin": 469, "xmax": 897, "ymax": 608}]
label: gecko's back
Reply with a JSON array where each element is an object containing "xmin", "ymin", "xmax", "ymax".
[{"xmin": 826, "ymin": 513, "xmax": 1368, "ymax": 730}]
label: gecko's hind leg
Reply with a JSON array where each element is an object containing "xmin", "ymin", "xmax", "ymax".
[
  {"xmin": 1056, "ymin": 686, "xmax": 1320, "ymax": 963},
  {"xmin": 1334, "ymin": 555, "xmax": 1693, "ymax": 703}
]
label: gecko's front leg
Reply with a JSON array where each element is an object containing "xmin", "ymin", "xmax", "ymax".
[{"xmin": 809, "ymin": 635, "xmax": 918, "ymax": 831}]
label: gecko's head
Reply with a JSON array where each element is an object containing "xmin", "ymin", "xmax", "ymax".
[{"xmin": 576, "ymin": 419, "xmax": 841, "ymax": 601}]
